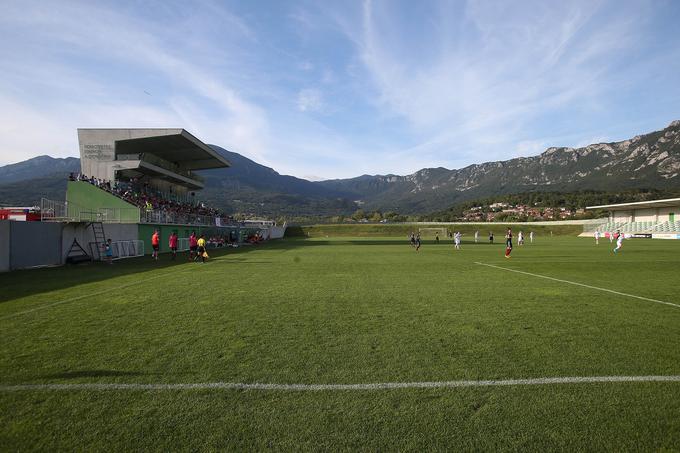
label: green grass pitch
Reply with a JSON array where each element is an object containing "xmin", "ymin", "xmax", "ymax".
[{"xmin": 1, "ymin": 235, "xmax": 680, "ymax": 451}]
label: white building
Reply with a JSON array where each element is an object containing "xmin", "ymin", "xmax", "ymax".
[{"xmin": 586, "ymin": 198, "xmax": 680, "ymax": 239}]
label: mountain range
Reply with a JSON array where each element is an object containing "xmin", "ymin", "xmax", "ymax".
[{"xmin": 1, "ymin": 121, "xmax": 679, "ymax": 216}]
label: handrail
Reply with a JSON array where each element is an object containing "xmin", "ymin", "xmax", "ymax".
[
  {"xmin": 41, "ymin": 198, "xmax": 140, "ymax": 224},
  {"xmin": 139, "ymin": 209, "xmax": 240, "ymax": 227}
]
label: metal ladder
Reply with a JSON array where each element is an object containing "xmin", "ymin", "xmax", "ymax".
[{"xmin": 89, "ymin": 222, "xmax": 106, "ymax": 261}]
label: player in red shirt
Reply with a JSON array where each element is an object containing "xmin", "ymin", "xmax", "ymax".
[
  {"xmin": 151, "ymin": 230, "xmax": 160, "ymax": 260},
  {"xmin": 189, "ymin": 231, "xmax": 198, "ymax": 261},
  {"xmin": 504, "ymin": 228, "xmax": 513, "ymax": 258},
  {"xmin": 168, "ymin": 231, "xmax": 178, "ymax": 260}
]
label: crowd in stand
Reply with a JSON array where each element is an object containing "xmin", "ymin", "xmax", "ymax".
[
  {"xmin": 69, "ymin": 173, "xmax": 234, "ymax": 225},
  {"xmin": 207, "ymin": 235, "xmax": 240, "ymax": 247},
  {"xmin": 246, "ymin": 232, "xmax": 266, "ymax": 244}
]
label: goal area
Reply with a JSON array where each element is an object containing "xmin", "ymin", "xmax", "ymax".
[{"xmin": 419, "ymin": 227, "xmax": 448, "ymax": 237}]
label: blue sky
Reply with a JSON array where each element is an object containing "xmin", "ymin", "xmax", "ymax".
[{"xmin": 0, "ymin": 0, "xmax": 679, "ymax": 179}]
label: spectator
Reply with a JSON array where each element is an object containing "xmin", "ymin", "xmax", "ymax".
[{"xmin": 76, "ymin": 175, "xmax": 236, "ymax": 226}]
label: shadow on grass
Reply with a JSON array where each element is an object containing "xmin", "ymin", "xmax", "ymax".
[
  {"xmin": 0, "ymin": 242, "xmax": 281, "ymax": 304},
  {"xmin": 0, "ymin": 237, "xmax": 506, "ymax": 304}
]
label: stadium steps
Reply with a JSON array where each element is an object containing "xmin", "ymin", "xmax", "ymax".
[
  {"xmin": 650, "ymin": 221, "xmax": 680, "ymax": 233},
  {"xmin": 595, "ymin": 222, "xmax": 628, "ymax": 233},
  {"xmin": 598, "ymin": 221, "xmax": 680, "ymax": 234}
]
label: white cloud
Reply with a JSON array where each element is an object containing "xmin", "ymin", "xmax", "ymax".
[
  {"xmin": 0, "ymin": 0, "xmax": 272, "ymax": 166},
  {"xmin": 328, "ymin": 0, "xmax": 652, "ymax": 164},
  {"xmin": 0, "ymin": 95, "xmax": 181, "ymax": 165},
  {"xmin": 297, "ymin": 88, "xmax": 323, "ymax": 112},
  {"xmin": 0, "ymin": 0, "xmax": 677, "ymax": 181},
  {"xmin": 515, "ymin": 140, "xmax": 550, "ymax": 158}
]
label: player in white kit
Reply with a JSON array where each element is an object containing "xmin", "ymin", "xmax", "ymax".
[
  {"xmin": 594, "ymin": 230, "xmax": 600, "ymax": 244},
  {"xmin": 529, "ymin": 231, "xmax": 534, "ymax": 243},
  {"xmin": 613, "ymin": 231, "xmax": 624, "ymax": 253},
  {"xmin": 454, "ymin": 231, "xmax": 461, "ymax": 249}
]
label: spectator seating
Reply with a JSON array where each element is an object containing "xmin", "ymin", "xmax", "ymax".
[
  {"xmin": 650, "ymin": 221, "xmax": 680, "ymax": 233},
  {"xmin": 69, "ymin": 173, "xmax": 236, "ymax": 226},
  {"xmin": 596, "ymin": 220, "xmax": 680, "ymax": 234}
]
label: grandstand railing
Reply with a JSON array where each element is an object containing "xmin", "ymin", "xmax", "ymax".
[
  {"xmin": 41, "ymin": 197, "xmax": 268, "ymax": 228},
  {"xmin": 589, "ymin": 220, "xmax": 680, "ymax": 234},
  {"xmin": 110, "ymin": 240, "xmax": 144, "ymax": 260},
  {"xmin": 139, "ymin": 209, "xmax": 238, "ymax": 227},
  {"xmin": 41, "ymin": 198, "xmax": 239, "ymax": 226},
  {"xmin": 76, "ymin": 180, "xmax": 247, "ymax": 226},
  {"xmin": 582, "ymin": 219, "xmax": 610, "ymax": 233},
  {"xmin": 41, "ymin": 198, "xmax": 140, "ymax": 223}
]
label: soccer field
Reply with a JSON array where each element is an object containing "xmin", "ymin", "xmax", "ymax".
[{"xmin": 1, "ymin": 235, "xmax": 680, "ymax": 451}]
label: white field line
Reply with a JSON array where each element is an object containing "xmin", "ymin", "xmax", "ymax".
[
  {"xmin": 475, "ymin": 262, "xmax": 680, "ymax": 309},
  {"xmin": 1, "ymin": 375, "xmax": 680, "ymax": 392}
]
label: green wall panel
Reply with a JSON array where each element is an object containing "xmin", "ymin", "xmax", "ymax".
[{"xmin": 66, "ymin": 181, "xmax": 140, "ymax": 222}]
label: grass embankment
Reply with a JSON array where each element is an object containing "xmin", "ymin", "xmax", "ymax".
[{"xmin": 287, "ymin": 223, "xmax": 583, "ymax": 238}]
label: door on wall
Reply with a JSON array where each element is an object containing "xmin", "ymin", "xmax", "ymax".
[{"xmin": 670, "ymin": 212, "xmax": 675, "ymax": 223}]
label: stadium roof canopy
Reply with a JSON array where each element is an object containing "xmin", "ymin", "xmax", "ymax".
[
  {"xmin": 78, "ymin": 128, "xmax": 231, "ymax": 170},
  {"xmin": 78, "ymin": 128, "xmax": 231, "ymax": 190},
  {"xmin": 586, "ymin": 198, "xmax": 680, "ymax": 211}
]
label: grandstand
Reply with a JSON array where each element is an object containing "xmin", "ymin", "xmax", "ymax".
[
  {"xmin": 1, "ymin": 128, "xmax": 284, "ymax": 270},
  {"xmin": 586, "ymin": 198, "xmax": 680, "ymax": 239}
]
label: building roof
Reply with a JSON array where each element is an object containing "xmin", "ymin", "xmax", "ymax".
[
  {"xmin": 113, "ymin": 159, "xmax": 205, "ymax": 190},
  {"xmin": 78, "ymin": 128, "xmax": 231, "ymax": 170},
  {"xmin": 586, "ymin": 198, "xmax": 680, "ymax": 211}
]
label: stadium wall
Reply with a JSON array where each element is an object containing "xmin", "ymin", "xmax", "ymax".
[
  {"xmin": 7, "ymin": 221, "xmax": 63, "ymax": 270},
  {"xmin": 0, "ymin": 221, "xmax": 141, "ymax": 272},
  {"xmin": 633, "ymin": 208, "xmax": 656, "ymax": 222},
  {"xmin": 136, "ymin": 224, "xmax": 259, "ymax": 254},
  {"xmin": 0, "ymin": 221, "xmax": 9, "ymax": 272},
  {"xmin": 658, "ymin": 207, "xmax": 677, "ymax": 221},
  {"xmin": 611, "ymin": 207, "xmax": 678, "ymax": 223},
  {"xmin": 137, "ymin": 224, "xmax": 207, "ymax": 254},
  {"xmin": 61, "ymin": 223, "xmax": 139, "ymax": 262}
]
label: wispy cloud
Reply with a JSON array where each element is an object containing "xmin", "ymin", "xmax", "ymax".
[
  {"xmin": 0, "ymin": 0, "xmax": 272, "ymax": 164},
  {"xmin": 323, "ymin": 0, "xmax": 680, "ymax": 168},
  {"xmin": 354, "ymin": 2, "xmax": 635, "ymax": 143},
  {"xmin": 297, "ymin": 88, "xmax": 323, "ymax": 112},
  {"xmin": 0, "ymin": 0, "xmax": 679, "ymax": 179}
]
